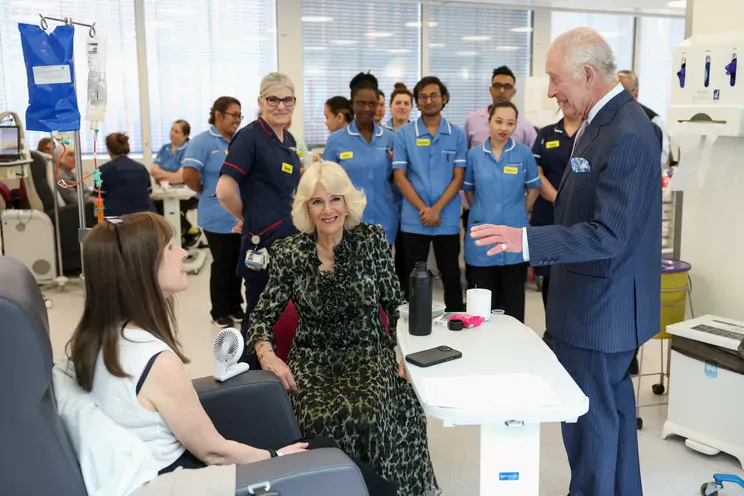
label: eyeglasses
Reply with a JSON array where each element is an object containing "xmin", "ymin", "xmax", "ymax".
[
  {"xmin": 223, "ymin": 111, "xmax": 244, "ymax": 122},
  {"xmin": 264, "ymin": 96, "xmax": 297, "ymax": 108},
  {"xmin": 106, "ymin": 217, "xmax": 124, "ymax": 255},
  {"xmin": 417, "ymin": 93, "xmax": 441, "ymax": 103},
  {"xmin": 492, "ymin": 83, "xmax": 515, "ymax": 91}
]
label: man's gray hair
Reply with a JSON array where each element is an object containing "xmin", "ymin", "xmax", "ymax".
[
  {"xmin": 260, "ymin": 72, "xmax": 295, "ymax": 97},
  {"xmin": 618, "ymin": 69, "xmax": 639, "ymax": 89},
  {"xmin": 551, "ymin": 27, "xmax": 617, "ymax": 84}
]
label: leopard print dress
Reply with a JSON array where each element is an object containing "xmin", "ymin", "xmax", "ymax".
[{"xmin": 249, "ymin": 222, "xmax": 440, "ymax": 496}]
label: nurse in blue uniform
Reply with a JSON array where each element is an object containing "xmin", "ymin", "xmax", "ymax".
[
  {"xmin": 216, "ymin": 73, "xmax": 302, "ymax": 343},
  {"xmin": 150, "ymin": 120, "xmax": 190, "ymax": 184},
  {"xmin": 393, "ymin": 76, "xmax": 466, "ymax": 312},
  {"xmin": 323, "ymin": 72, "xmax": 398, "ymax": 246},
  {"xmin": 463, "ymin": 101, "xmax": 541, "ymax": 323},
  {"xmin": 531, "ymin": 103, "xmax": 581, "ymax": 310},
  {"xmin": 182, "ymin": 97, "xmax": 244, "ymax": 328}
]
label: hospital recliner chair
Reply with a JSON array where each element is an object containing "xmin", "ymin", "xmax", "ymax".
[{"xmin": 0, "ymin": 256, "xmax": 368, "ymax": 496}]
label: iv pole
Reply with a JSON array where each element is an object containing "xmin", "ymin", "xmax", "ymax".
[{"xmin": 39, "ymin": 14, "xmax": 97, "ymax": 245}]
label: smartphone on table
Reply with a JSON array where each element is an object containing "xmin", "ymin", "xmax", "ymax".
[{"xmin": 405, "ymin": 345, "xmax": 462, "ymax": 368}]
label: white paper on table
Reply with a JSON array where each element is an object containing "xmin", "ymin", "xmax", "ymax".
[{"xmin": 422, "ymin": 374, "xmax": 558, "ymax": 410}]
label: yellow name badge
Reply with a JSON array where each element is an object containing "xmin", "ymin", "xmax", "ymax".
[
  {"xmin": 504, "ymin": 166, "xmax": 519, "ymax": 175},
  {"xmin": 339, "ymin": 151, "xmax": 354, "ymax": 160},
  {"xmin": 416, "ymin": 139, "xmax": 431, "ymax": 147},
  {"xmin": 546, "ymin": 140, "xmax": 560, "ymax": 149},
  {"xmin": 281, "ymin": 163, "xmax": 294, "ymax": 174}
]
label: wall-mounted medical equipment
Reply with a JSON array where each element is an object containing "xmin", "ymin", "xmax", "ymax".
[
  {"xmin": 666, "ymin": 31, "xmax": 744, "ymax": 190},
  {"xmin": 668, "ymin": 31, "xmax": 744, "ymax": 138}
]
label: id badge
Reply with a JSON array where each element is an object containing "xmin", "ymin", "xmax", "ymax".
[{"xmin": 244, "ymin": 248, "xmax": 270, "ymax": 271}]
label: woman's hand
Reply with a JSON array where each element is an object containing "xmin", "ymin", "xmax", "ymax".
[
  {"xmin": 260, "ymin": 352, "xmax": 298, "ymax": 394},
  {"xmin": 278, "ymin": 442, "xmax": 309, "ymax": 456},
  {"xmin": 232, "ymin": 219, "xmax": 243, "ymax": 234},
  {"xmin": 398, "ymin": 360, "xmax": 409, "ymax": 382}
]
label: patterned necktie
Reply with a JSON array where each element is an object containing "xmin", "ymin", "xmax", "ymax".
[{"xmin": 571, "ymin": 121, "xmax": 588, "ymax": 158}]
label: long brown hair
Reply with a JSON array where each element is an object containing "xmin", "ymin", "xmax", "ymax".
[{"xmin": 66, "ymin": 212, "xmax": 189, "ymax": 392}]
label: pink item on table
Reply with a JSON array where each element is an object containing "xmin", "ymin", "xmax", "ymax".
[{"xmin": 450, "ymin": 313, "xmax": 485, "ymax": 328}]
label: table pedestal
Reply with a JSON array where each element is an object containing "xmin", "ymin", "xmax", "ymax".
[{"xmin": 480, "ymin": 422, "xmax": 540, "ymax": 495}]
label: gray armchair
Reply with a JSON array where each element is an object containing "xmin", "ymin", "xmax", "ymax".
[{"xmin": 0, "ymin": 256, "xmax": 368, "ymax": 496}]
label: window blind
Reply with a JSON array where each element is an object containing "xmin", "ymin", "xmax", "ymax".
[
  {"xmin": 0, "ymin": 0, "xmax": 141, "ymax": 153},
  {"xmin": 144, "ymin": 0, "xmax": 277, "ymax": 151},
  {"xmin": 550, "ymin": 12, "xmax": 635, "ymax": 73},
  {"xmin": 301, "ymin": 0, "xmax": 421, "ymax": 145},
  {"xmin": 429, "ymin": 5, "xmax": 532, "ymax": 128}
]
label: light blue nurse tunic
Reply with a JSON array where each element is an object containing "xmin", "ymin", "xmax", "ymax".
[{"xmin": 463, "ymin": 138, "xmax": 541, "ymax": 266}]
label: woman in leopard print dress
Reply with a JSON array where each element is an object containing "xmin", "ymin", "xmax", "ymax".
[{"xmin": 249, "ymin": 162, "xmax": 440, "ymax": 496}]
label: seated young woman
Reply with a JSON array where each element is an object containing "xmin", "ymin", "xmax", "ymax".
[
  {"xmin": 66, "ymin": 212, "xmax": 396, "ymax": 495},
  {"xmin": 249, "ymin": 161, "xmax": 440, "ymax": 496}
]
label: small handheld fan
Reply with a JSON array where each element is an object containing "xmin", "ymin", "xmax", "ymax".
[{"xmin": 213, "ymin": 327, "xmax": 250, "ymax": 382}]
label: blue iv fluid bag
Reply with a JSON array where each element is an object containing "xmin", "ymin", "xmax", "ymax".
[{"xmin": 18, "ymin": 23, "xmax": 81, "ymax": 132}]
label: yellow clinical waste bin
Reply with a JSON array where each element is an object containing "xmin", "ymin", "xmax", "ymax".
[{"xmin": 658, "ymin": 259, "xmax": 692, "ymax": 339}]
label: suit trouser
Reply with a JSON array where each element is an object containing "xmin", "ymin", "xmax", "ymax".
[
  {"xmin": 466, "ymin": 262, "xmax": 527, "ymax": 323},
  {"xmin": 402, "ymin": 232, "xmax": 464, "ymax": 312},
  {"xmin": 203, "ymin": 231, "xmax": 244, "ymax": 320},
  {"xmin": 551, "ymin": 338, "xmax": 642, "ymax": 496}
]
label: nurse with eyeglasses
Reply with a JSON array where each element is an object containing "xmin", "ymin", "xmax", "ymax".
[{"xmin": 215, "ymin": 73, "xmax": 302, "ymax": 346}]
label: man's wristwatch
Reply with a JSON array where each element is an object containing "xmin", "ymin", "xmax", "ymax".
[{"xmin": 268, "ymin": 449, "xmax": 284, "ymax": 458}]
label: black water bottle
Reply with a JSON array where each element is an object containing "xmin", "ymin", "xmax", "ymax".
[{"xmin": 409, "ymin": 261, "xmax": 433, "ymax": 336}]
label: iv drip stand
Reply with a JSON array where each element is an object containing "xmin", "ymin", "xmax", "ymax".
[{"xmin": 39, "ymin": 14, "xmax": 96, "ymax": 245}]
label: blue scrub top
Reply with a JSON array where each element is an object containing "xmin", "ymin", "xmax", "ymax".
[
  {"xmin": 392, "ymin": 117, "xmax": 467, "ymax": 236},
  {"xmin": 181, "ymin": 126, "xmax": 234, "ymax": 234},
  {"xmin": 463, "ymin": 139, "xmax": 541, "ymax": 267},
  {"xmin": 531, "ymin": 119, "xmax": 575, "ymax": 228},
  {"xmin": 154, "ymin": 141, "xmax": 188, "ymax": 173},
  {"xmin": 323, "ymin": 121, "xmax": 399, "ymax": 244},
  {"xmin": 220, "ymin": 118, "xmax": 301, "ymax": 277}
]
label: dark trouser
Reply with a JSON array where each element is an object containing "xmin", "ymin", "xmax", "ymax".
[
  {"xmin": 461, "ymin": 209, "xmax": 471, "ymax": 284},
  {"xmin": 541, "ymin": 274, "xmax": 551, "ymax": 309},
  {"xmin": 159, "ymin": 436, "xmax": 398, "ymax": 496},
  {"xmin": 466, "ymin": 262, "xmax": 528, "ymax": 323},
  {"xmin": 402, "ymin": 232, "xmax": 464, "ymax": 312},
  {"xmin": 393, "ymin": 230, "xmax": 408, "ymax": 296},
  {"xmin": 203, "ymin": 231, "xmax": 244, "ymax": 320},
  {"xmin": 552, "ymin": 338, "xmax": 642, "ymax": 496},
  {"xmin": 239, "ymin": 269, "xmax": 270, "ymax": 368}
]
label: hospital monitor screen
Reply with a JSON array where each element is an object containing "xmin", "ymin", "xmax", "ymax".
[{"xmin": 0, "ymin": 126, "xmax": 20, "ymax": 161}]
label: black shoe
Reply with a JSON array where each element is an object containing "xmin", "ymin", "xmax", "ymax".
[
  {"xmin": 212, "ymin": 316, "xmax": 234, "ymax": 328},
  {"xmin": 230, "ymin": 309, "xmax": 245, "ymax": 323}
]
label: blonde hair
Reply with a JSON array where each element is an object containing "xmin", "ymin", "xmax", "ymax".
[
  {"xmin": 551, "ymin": 27, "xmax": 617, "ymax": 84},
  {"xmin": 260, "ymin": 72, "xmax": 295, "ymax": 97},
  {"xmin": 292, "ymin": 161, "xmax": 366, "ymax": 234}
]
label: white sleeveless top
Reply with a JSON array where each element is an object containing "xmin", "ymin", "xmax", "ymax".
[{"xmin": 91, "ymin": 328, "xmax": 186, "ymax": 471}]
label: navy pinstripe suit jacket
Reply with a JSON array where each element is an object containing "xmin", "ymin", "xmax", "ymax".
[{"xmin": 527, "ymin": 90, "xmax": 662, "ymax": 353}]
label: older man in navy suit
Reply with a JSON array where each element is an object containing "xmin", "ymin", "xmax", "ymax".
[{"xmin": 471, "ymin": 28, "xmax": 661, "ymax": 496}]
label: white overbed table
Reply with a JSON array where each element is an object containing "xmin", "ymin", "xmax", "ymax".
[
  {"xmin": 398, "ymin": 315, "xmax": 589, "ymax": 495},
  {"xmin": 152, "ymin": 185, "xmax": 206, "ymax": 274}
]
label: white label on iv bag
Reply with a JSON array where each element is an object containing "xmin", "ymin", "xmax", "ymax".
[{"xmin": 33, "ymin": 65, "xmax": 72, "ymax": 85}]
